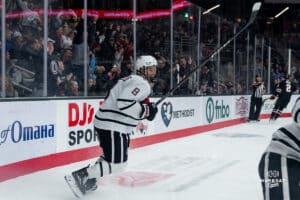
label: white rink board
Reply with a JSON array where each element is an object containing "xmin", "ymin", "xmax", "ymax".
[
  {"xmin": 260, "ymin": 95, "xmax": 298, "ymax": 114},
  {"xmin": 0, "ymin": 95, "xmax": 299, "ymax": 171},
  {"xmin": 0, "ymin": 101, "xmax": 56, "ymax": 165}
]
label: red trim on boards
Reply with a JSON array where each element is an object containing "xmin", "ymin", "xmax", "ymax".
[
  {"xmin": 260, "ymin": 113, "xmax": 291, "ymax": 119},
  {"xmin": 130, "ymin": 118, "xmax": 246, "ymax": 148},
  {"xmin": 0, "ymin": 146, "xmax": 101, "ymax": 182}
]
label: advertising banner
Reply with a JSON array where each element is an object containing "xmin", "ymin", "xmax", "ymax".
[
  {"xmin": 56, "ymin": 99, "xmax": 104, "ymax": 152},
  {"xmin": 202, "ymin": 96, "xmax": 234, "ymax": 124},
  {"xmin": 234, "ymin": 96, "xmax": 250, "ymax": 118},
  {"xmin": 0, "ymin": 101, "xmax": 56, "ymax": 165},
  {"xmin": 150, "ymin": 97, "xmax": 202, "ymax": 135}
]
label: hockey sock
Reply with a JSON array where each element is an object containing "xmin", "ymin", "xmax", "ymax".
[{"xmin": 86, "ymin": 157, "xmax": 127, "ymax": 180}]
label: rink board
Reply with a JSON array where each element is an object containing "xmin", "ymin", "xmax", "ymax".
[{"xmin": 0, "ymin": 95, "xmax": 297, "ymax": 182}]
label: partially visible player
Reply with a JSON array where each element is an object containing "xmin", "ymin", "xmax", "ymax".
[
  {"xmin": 258, "ymin": 97, "xmax": 300, "ymax": 200},
  {"xmin": 248, "ymin": 74, "xmax": 265, "ymax": 122},
  {"xmin": 64, "ymin": 55, "xmax": 158, "ymax": 198},
  {"xmin": 269, "ymin": 75, "xmax": 297, "ymax": 121}
]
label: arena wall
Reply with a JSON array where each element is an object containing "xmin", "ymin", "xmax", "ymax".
[{"xmin": 0, "ymin": 95, "xmax": 297, "ymax": 182}]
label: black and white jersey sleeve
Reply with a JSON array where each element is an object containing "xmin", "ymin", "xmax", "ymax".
[
  {"xmin": 94, "ymin": 75, "xmax": 151, "ymax": 133},
  {"xmin": 265, "ymin": 123, "xmax": 300, "ymax": 161},
  {"xmin": 252, "ymin": 82, "xmax": 265, "ymax": 98}
]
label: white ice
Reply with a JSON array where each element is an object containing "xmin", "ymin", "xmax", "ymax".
[{"xmin": 0, "ymin": 118, "xmax": 291, "ymax": 200}]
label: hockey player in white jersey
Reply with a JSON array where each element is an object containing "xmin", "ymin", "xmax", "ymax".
[
  {"xmin": 258, "ymin": 97, "xmax": 300, "ymax": 200},
  {"xmin": 64, "ymin": 55, "xmax": 158, "ymax": 198}
]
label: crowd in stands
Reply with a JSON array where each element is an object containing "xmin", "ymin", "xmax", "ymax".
[{"xmin": 0, "ymin": 0, "xmax": 299, "ymax": 98}]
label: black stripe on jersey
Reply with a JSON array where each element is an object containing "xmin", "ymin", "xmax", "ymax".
[
  {"xmin": 279, "ymin": 127, "xmax": 300, "ymax": 148},
  {"xmin": 119, "ymin": 101, "xmax": 137, "ymax": 111},
  {"xmin": 99, "ymin": 108, "xmax": 142, "ymax": 120},
  {"xmin": 293, "ymin": 109, "xmax": 300, "ymax": 123},
  {"xmin": 117, "ymin": 98, "xmax": 138, "ymax": 111},
  {"xmin": 117, "ymin": 98, "xmax": 135, "ymax": 102},
  {"xmin": 108, "ymin": 162, "xmax": 112, "ymax": 174},
  {"xmin": 272, "ymin": 138, "xmax": 300, "ymax": 154},
  {"xmin": 99, "ymin": 162, "xmax": 103, "ymax": 177},
  {"xmin": 95, "ymin": 115, "xmax": 137, "ymax": 127},
  {"xmin": 254, "ymin": 85, "xmax": 265, "ymax": 98}
]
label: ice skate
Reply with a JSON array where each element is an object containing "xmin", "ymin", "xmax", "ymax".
[
  {"xmin": 64, "ymin": 165, "xmax": 99, "ymax": 198},
  {"xmin": 85, "ymin": 178, "xmax": 98, "ymax": 192},
  {"xmin": 64, "ymin": 174, "xmax": 84, "ymax": 198},
  {"xmin": 64, "ymin": 166, "xmax": 90, "ymax": 198}
]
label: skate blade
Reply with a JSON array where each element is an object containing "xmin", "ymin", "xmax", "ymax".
[{"xmin": 64, "ymin": 175, "xmax": 84, "ymax": 199}]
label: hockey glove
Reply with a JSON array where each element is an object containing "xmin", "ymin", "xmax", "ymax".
[
  {"xmin": 140, "ymin": 103, "xmax": 149, "ymax": 119},
  {"xmin": 269, "ymin": 95, "xmax": 276, "ymax": 100},
  {"xmin": 147, "ymin": 103, "xmax": 158, "ymax": 121},
  {"xmin": 140, "ymin": 102, "xmax": 158, "ymax": 121}
]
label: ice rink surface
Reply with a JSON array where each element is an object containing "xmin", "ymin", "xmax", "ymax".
[{"xmin": 0, "ymin": 118, "xmax": 292, "ymax": 200}]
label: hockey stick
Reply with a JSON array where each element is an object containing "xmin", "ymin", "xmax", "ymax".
[
  {"xmin": 262, "ymin": 96, "xmax": 277, "ymax": 107},
  {"xmin": 262, "ymin": 97, "xmax": 270, "ymax": 105},
  {"xmin": 155, "ymin": 2, "xmax": 262, "ymax": 106},
  {"xmin": 256, "ymin": 96, "xmax": 276, "ymax": 120}
]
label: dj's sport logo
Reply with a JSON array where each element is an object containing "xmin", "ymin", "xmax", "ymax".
[
  {"xmin": 206, "ymin": 97, "xmax": 230, "ymax": 123},
  {"xmin": 68, "ymin": 102, "xmax": 95, "ymax": 127},
  {"xmin": 67, "ymin": 102, "xmax": 102, "ymax": 146}
]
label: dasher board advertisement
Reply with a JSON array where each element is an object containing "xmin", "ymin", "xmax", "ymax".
[{"xmin": 0, "ymin": 101, "xmax": 56, "ymax": 165}]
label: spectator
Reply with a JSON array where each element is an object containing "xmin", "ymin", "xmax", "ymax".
[
  {"xmin": 48, "ymin": 60, "xmax": 73, "ymax": 96},
  {"xmin": 22, "ymin": 38, "xmax": 43, "ymax": 96},
  {"xmin": 106, "ymin": 65, "xmax": 121, "ymax": 90},
  {"xmin": 224, "ymin": 81, "xmax": 235, "ymax": 95},
  {"xmin": 122, "ymin": 35, "xmax": 133, "ymax": 63},
  {"xmin": 114, "ymin": 44, "xmax": 124, "ymax": 68},
  {"xmin": 199, "ymin": 65, "xmax": 214, "ymax": 94},
  {"xmin": 0, "ymin": 51, "xmax": 16, "ymax": 97},
  {"xmin": 61, "ymin": 46, "xmax": 73, "ymax": 72},
  {"xmin": 71, "ymin": 19, "xmax": 86, "ymax": 88},
  {"xmin": 94, "ymin": 65, "xmax": 108, "ymax": 96},
  {"xmin": 61, "ymin": 23, "xmax": 73, "ymax": 48},
  {"xmin": 10, "ymin": 30, "xmax": 26, "ymax": 61},
  {"xmin": 0, "ymin": 75, "xmax": 15, "ymax": 97},
  {"xmin": 87, "ymin": 78, "xmax": 97, "ymax": 96},
  {"xmin": 50, "ymin": 25, "xmax": 64, "ymax": 53},
  {"xmin": 174, "ymin": 56, "xmax": 192, "ymax": 95},
  {"xmin": 97, "ymin": 36, "xmax": 116, "ymax": 71},
  {"xmin": 153, "ymin": 58, "xmax": 170, "ymax": 95},
  {"xmin": 119, "ymin": 62, "xmax": 133, "ymax": 78},
  {"xmin": 65, "ymin": 80, "xmax": 79, "ymax": 96}
]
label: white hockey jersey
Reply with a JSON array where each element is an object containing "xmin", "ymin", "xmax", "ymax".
[
  {"xmin": 265, "ymin": 123, "xmax": 300, "ymax": 161},
  {"xmin": 94, "ymin": 75, "xmax": 151, "ymax": 133}
]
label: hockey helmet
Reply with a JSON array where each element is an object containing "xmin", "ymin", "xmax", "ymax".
[
  {"xmin": 292, "ymin": 97, "xmax": 300, "ymax": 127},
  {"xmin": 136, "ymin": 55, "xmax": 158, "ymax": 71}
]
